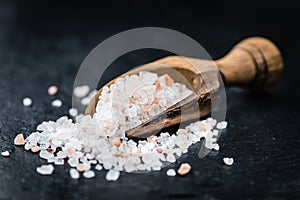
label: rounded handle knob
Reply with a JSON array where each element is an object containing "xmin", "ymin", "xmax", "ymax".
[{"xmin": 216, "ymin": 37, "xmax": 283, "ymax": 87}]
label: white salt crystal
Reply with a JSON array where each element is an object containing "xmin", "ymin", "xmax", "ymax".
[
  {"xmin": 152, "ymin": 166, "xmax": 161, "ymax": 171},
  {"xmin": 212, "ymin": 130, "xmax": 219, "ymax": 136},
  {"xmin": 81, "ymin": 97, "xmax": 90, "ymax": 105},
  {"xmin": 89, "ymin": 160, "xmax": 97, "ymax": 165},
  {"xmin": 52, "ymin": 99, "xmax": 62, "ymax": 107},
  {"xmin": 54, "ymin": 158, "xmax": 64, "ymax": 165},
  {"xmin": 36, "ymin": 164, "xmax": 54, "ymax": 175},
  {"xmin": 166, "ymin": 169, "xmax": 176, "ymax": 176},
  {"xmin": 70, "ymin": 168, "xmax": 80, "ymax": 179},
  {"xmin": 24, "ymin": 143, "xmax": 32, "ymax": 150},
  {"xmin": 105, "ymin": 169, "xmax": 120, "ymax": 181},
  {"xmin": 1, "ymin": 151, "xmax": 10, "ymax": 157},
  {"xmin": 223, "ymin": 157, "xmax": 234, "ymax": 165},
  {"xmin": 95, "ymin": 164, "xmax": 103, "ymax": 171},
  {"xmin": 83, "ymin": 170, "xmax": 95, "ymax": 179},
  {"xmin": 69, "ymin": 108, "xmax": 78, "ymax": 117},
  {"xmin": 73, "ymin": 85, "xmax": 90, "ymax": 98},
  {"xmin": 216, "ymin": 121, "xmax": 228, "ymax": 129},
  {"xmin": 48, "ymin": 85, "xmax": 58, "ymax": 96},
  {"xmin": 39, "ymin": 150, "xmax": 54, "ymax": 160},
  {"xmin": 47, "ymin": 157, "xmax": 56, "ymax": 163},
  {"xmin": 213, "ymin": 143, "xmax": 220, "ymax": 151},
  {"xmin": 85, "ymin": 153, "xmax": 95, "ymax": 160},
  {"xmin": 68, "ymin": 157, "xmax": 79, "ymax": 167},
  {"xmin": 166, "ymin": 154, "xmax": 176, "ymax": 163},
  {"xmin": 23, "ymin": 97, "xmax": 32, "ymax": 107}
]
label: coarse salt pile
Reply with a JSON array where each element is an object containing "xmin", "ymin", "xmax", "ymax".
[{"xmin": 18, "ymin": 71, "xmax": 227, "ymax": 180}]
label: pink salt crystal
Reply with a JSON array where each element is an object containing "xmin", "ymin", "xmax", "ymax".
[
  {"xmin": 154, "ymin": 80, "xmax": 161, "ymax": 91},
  {"xmin": 156, "ymin": 148, "xmax": 162, "ymax": 153},
  {"xmin": 177, "ymin": 163, "xmax": 191, "ymax": 176},
  {"xmin": 31, "ymin": 146, "xmax": 41, "ymax": 153},
  {"xmin": 111, "ymin": 138, "xmax": 121, "ymax": 147},
  {"xmin": 14, "ymin": 134, "xmax": 25, "ymax": 145},
  {"xmin": 65, "ymin": 147, "xmax": 76, "ymax": 157},
  {"xmin": 76, "ymin": 163, "xmax": 91, "ymax": 172},
  {"xmin": 164, "ymin": 74, "xmax": 173, "ymax": 87},
  {"xmin": 48, "ymin": 85, "xmax": 58, "ymax": 96},
  {"xmin": 147, "ymin": 135, "xmax": 158, "ymax": 143}
]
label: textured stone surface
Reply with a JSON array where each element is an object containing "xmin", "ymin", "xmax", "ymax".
[{"xmin": 0, "ymin": 0, "xmax": 299, "ymax": 199}]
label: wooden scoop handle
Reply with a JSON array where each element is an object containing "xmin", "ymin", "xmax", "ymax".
[{"xmin": 215, "ymin": 37, "xmax": 283, "ymax": 87}]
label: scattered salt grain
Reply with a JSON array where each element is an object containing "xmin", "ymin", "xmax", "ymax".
[
  {"xmin": 177, "ymin": 163, "xmax": 191, "ymax": 176},
  {"xmin": 95, "ymin": 164, "xmax": 103, "ymax": 171},
  {"xmin": 17, "ymin": 71, "xmax": 229, "ymax": 182},
  {"xmin": 166, "ymin": 169, "xmax": 176, "ymax": 176},
  {"xmin": 81, "ymin": 97, "xmax": 90, "ymax": 105},
  {"xmin": 51, "ymin": 99, "xmax": 62, "ymax": 107},
  {"xmin": 31, "ymin": 146, "xmax": 41, "ymax": 153},
  {"xmin": 216, "ymin": 121, "xmax": 228, "ymax": 129},
  {"xmin": 76, "ymin": 163, "xmax": 91, "ymax": 172},
  {"xmin": 70, "ymin": 168, "xmax": 80, "ymax": 179},
  {"xmin": 36, "ymin": 164, "xmax": 54, "ymax": 175},
  {"xmin": 223, "ymin": 157, "xmax": 234, "ymax": 166},
  {"xmin": 39, "ymin": 149, "xmax": 54, "ymax": 160},
  {"xmin": 1, "ymin": 151, "xmax": 10, "ymax": 157},
  {"xmin": 73, "ymin": 85, "xmax": 90, "ymax": 98},
  {"xmin": 48, "ymin": 85, "xmax": 58, "ymax": 96},
  {"xmin": 69, "ymin": 108, "xmax": 78, "ymax": 117},
  {"xmin": 54, "ymin": 158, "xmax": 64, "ymax": 165},
  {"xmin": 83, "ymin": 170, "xmax": 95, "ymax": 179},
  {"xmin": 14, "ymin": 133, "xmax": 25, "ymax": 145},
  {"xmin": 22, "ymin": 97, "xmax": 32, "ymax": 107},
  {"xmin": 68, "ymin": 158, "xmax": 79, "ymax": 167},
  {"xmin": 213, "ymin": 143, "xmax": 220, "ymax": 151},
  {"xmin": 105, "ymin": 169, "xmax": 120, "ymax": 181}
]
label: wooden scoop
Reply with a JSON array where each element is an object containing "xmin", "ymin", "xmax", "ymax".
[{"xmin": 85, "ymin": 37, "xmax": 283, "ymax": 138}]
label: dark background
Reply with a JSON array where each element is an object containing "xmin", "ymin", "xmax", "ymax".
[{"xmin": 0, "ymin": 0, "xmax": 299, "ymax": 199}]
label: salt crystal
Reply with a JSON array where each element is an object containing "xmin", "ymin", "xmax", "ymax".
[
  {"xmin": 81, "ymin": 97, "xmax": 90, "ymax": 105},
  {"xmin": 39, "ymin": 149, "xmax": 54, "ymax": 160},
  {"xmin": 70, "ymin": 168, "xmax": 80, "ymax": 179},
  {"xmin": 177, "ymin": 163, "xmax": 191, "ymax": 176},
  {"xmin": 85, "ymin": 153, "xmax": 95, "ymax": 160},
  {"xmin": 83, "ymin": 170, "xmax": 95, "ymax": 179},
  {"xmin": 213, "ymin": 143, "xmax": 220, "ymax": 151},
  {"xmin": 73, "ymin": 85, "xmax": 90, "ymax": 98},
  {"xmin": 223, "ymin": 157, "xmax": 234, "ymax": 166},
  {"xmin": 51, "ymin": 99, "xmax": 62, "ymax": 107},
  {"xmin": 1, "ymin": 151, "xmax": 10, "ymax": 157},
  {"xmin": 14, "ymin": 133, "xmax": 25, "ymax": 145},
  {"xmin": 166, "ymin": 154, "xmax": 176, "ymax": 163},
  {"xmin": 216, "ymin": 121, "xmax": 228, "ymax": 129},
  {"xmin": 95, "ymin": 164, "xmax": 103, "ymax": 171},
  {"xmin": 76, "ymin": 163, "xmax": 91, "ymax": 172},
  {"xmin": 23, "ymin": 97, "xmax": 32, "ymax": 107},
  {"xmin": 24, "ymin": 143, "xmax": 32, "ymax": 150},
  {"xmin": 47, "ymin": 157, "xmax": 56, "ymax": 163},
  {"xmin": 152, "ymin": 166, "xmax": 161, "ymax": 171},
  {"xmin": 89, "ymin": 160, "xmax": 97, "ymax": 165},
  {"xmin": 31, "ymin": 145, "xmax": 41, "ymax": 153},
  {"xmin": 68, "ymin": 157, "xmax": 79, "ymax": 167},
  {"xmin": 48, "ymin": 85, "xmax": 58, "ymax": 96},
  {"xmin": 36, "ymin": 164, "xmax": 54, "ymax": 175},
  {"xmin": 166, "ymin": 169, "xmax": 176, "ymax": 176},
  {"xmin": 54, "ymin": 158, "xmax": 64, "ymax": 165},
  {"xmin": 69, "ymin": 108, "xmax": 78, "ymax": 117},
  {"xmin": 105, "ymin": 169, "xmax": 120, "ymax": 181}
]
